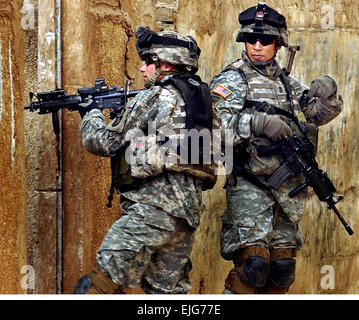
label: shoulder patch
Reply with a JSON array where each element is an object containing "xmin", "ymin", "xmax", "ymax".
[{"xmin": 212, "ymin": 84, "xmax": 232, "ymax": 99}]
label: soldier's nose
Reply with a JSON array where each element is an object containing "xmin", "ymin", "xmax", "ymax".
[
  {"xmin": 140, "ymin": 63, "xmax": 147, "ymax": 72},
  {"xmin": 253, "ymin": 41, "xmax": 262, "ymax": 50}
]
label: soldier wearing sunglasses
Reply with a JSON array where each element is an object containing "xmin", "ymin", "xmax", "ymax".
[{"xmin": 210, "ymin": 2, "xmax": 343, "ymax": 294}]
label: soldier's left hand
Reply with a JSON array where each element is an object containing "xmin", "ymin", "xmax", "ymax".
[
  {"xmin": 307, "ymin": 76, "xmax": 337, "ymax": 99},
  {"xmin": 78, "ymin": 95, "xmax": 94, "ymax": 118}
]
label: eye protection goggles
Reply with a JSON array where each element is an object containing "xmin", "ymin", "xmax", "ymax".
[
  {"xmin": 143, "ymin": 55, "xmax": 157, "ymax": 66},
  {"xmin": 243, "ymin": 34, "xmax": 276, "ymax": 46},
  {"xmin": 136, "ymin": 26, "xmax": 200, "ymax": 56}
]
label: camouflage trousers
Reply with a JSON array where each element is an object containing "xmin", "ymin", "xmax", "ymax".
[
  {"xmin": 220, "ymin": 176, "xmax": 304, "ymax": 260},
  {"xmin": 96, "ymin": 200, "xmax": 194, "ymax": 294}
]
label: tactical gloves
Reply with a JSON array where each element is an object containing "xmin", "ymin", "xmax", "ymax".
[
  {"xmin": 78, "ymin": 95, "xmax": 94, "ymax": 118},
  {"xmin": 307, "ymin": 76, "xmax": 337, "ymax": 99},
  {"xmin": 251, "ymin": 111, "xmax": 292, "ymax": 141}
]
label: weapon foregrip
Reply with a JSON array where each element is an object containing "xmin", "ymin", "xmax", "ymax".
[{"xmin": 52, "ymin": 112, "xmax": 60, "ymax": 136}]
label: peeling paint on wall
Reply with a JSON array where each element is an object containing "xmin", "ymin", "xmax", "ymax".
[
  {"xmin": 0, "ymin": 36, "xmax": 2, "ymax": 123},
  {"xmin": 17, "ymin": 0, "xmax": 359, "ymax": 294},
  {"xmin": 9, "ymin": 43, "xmax": 15, "ymax": 167}
]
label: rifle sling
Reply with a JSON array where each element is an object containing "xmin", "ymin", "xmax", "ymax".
[
  {"xmin": 243, "ymin": 99, "xmax": 293, "ymax": 119},
  {"xmin": 279, "ymin": 70, "xmax": 308, "ymax": 135}
]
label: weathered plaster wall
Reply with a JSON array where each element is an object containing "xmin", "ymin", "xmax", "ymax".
[
  {"xmin": 12, "ymin": 0, "xmax": 359, "ymax": 294},
  {"xmin": 61, "ymin": 0, "xmax": 153, "ymax": 294},
  {"xmin": 177, "ymin": 0, "xmax": 359, "ymax": 294},
  {"xmin": 24, "ymin": 0, "xmax": 62, "ymax": 294},
  {"xmin": 0, "ymin": 0, "xmax": 26, "ymax": 293}
]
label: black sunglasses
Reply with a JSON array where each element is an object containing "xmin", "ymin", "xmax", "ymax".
[
  {"xmin": 244, "ymin": 34, "xmax": 276, "ymax": 46},
  {"xmin": 144, "ymin": 55, "xmax": 157, "ymax": 66}
]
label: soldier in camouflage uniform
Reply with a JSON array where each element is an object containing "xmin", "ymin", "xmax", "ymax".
[
  {"xmin": 210, "ymin": 3, "xmax": 343, "ymax": 294},
  {"xmin": 73, "ymin": 27, "xmax": 217, "ymax": 294}
]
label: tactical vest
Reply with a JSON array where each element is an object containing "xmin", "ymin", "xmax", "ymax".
[
  {"xmin": 156, "ymin": 73, "xmax": 217, "ymax": 190},
  {"xmin": 107, "ymin": 74, "xmax": 217, "ymax": 207},
  {"xmin": 227, "ymin": 58, "xmax": 318, "ymax": 176}
]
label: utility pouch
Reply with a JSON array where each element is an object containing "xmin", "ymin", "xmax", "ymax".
[
  {"xmin": 246, "ymin": 137, "xmax": 281, "ymax": 175},
  {"xmin": 107, "ymin": 147, "xmax": 143, "ymax": 207}
]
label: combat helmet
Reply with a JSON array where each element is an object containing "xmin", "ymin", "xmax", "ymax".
[
  {"xmin": 136, "ymin": 26, "xmax": 201, "ymax": 76},
  {"xmin": 236, "ymin": 2, "xmax": 288, "ymax": 47}
]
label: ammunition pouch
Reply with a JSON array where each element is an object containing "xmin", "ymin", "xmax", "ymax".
[
  {"xmin": 110, "ymin": 136, "xmax": 165, "ymax": 194},
  {"xmin": 111, "ymin": 147, "xmax": 143, "ymax": 194},
  {"xmin": 107, "ymin": 147, "xmax": 143, "ymax": 207},
  {"xmin": 129, "ymin": 134, "xmax": 164, "ymax": 179},
  {"xmin": 246, "ymin": 137, "xmax": 281, "ymax": 175}
]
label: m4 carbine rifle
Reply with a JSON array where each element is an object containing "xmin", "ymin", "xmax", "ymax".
[
  {"xmin": 262, "ymin": 134, "xmax": 354, "ymax": 236},
  {"xmin": 25, "ymin": 78, "xmax": 143, "ymax": 135}
]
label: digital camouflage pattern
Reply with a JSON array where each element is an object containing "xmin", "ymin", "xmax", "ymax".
[
  {"xmin": 220, "ymin": 176, "xmax": 305, "ymax": 260},
  {"xmin": 210, "ymin": 50, "xmax": 342, "ymax": 259},
  {"xmin": 238, "ymin": 23, "xmax": 289, "ymax": 47},
  {"xmin": 80, "ymin": 75, "xmax": 212, "ymax": 293},
  {"xmin": 96, "ymin": 200, "xmax": 194, "ymax": 293},
  {"xmin": 140, "ymin": 31, "xmax": 199, "ymax": 70},
  {"xmin": 236, "ymin": 3, "xmax": 289, "ymax": 47}
]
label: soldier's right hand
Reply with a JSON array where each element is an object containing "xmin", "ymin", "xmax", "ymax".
[{"xmin": 251, "ymin": 111, "xmax": 292, "ymax": 141}]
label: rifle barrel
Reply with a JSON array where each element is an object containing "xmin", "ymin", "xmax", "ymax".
[{"xmin": 330, "ymin": 203, "xmax": 354, "ymax": 236}]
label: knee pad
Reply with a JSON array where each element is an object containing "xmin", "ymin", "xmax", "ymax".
[
  {"xmin": 231, "ymin": 245, "xmax": 270, "ymax": 289},
  {"xmin": 270, "ymin": 258, "xmax": 296, "ymax": 288},
  {"xmin": 269, "ymin": 249, "xmax": 297, "ymax": 288},
  {"xmin": 242, "ymin": 256, "xmax": 270, "ymax": 288}
]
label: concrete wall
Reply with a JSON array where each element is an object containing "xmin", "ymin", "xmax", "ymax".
[{"xmin": 0, "ymin": 0, "xmax": 357, "ymax": 293}]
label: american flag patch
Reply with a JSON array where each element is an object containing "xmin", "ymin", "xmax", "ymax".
[{"xmin": 212, "ymin": 84, "xmax": 232, "ymax": 98}]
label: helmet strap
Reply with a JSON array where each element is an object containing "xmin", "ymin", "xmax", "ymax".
[
  {"xmin": 144, "ymin": 55, "xmax": 182, "ymax": 88},
  {"xmin": 243, "ymin": 50, "xmax": 280, "ymax": 79},
  {"xmin": 144, "ymin": 57, "xmax": 160, "ymax": 89},
  {"xmin": 144, "ymin": 68, "xmax": 179, "ymax": 89},
  {"xmin": 144, "ymin": 69, "xmax": 161, "ymax": 89},
  {"xmin": 245, "ymin": 47, "xmax": 278, "ymax": 69},
  {"xmin": 251, "ymin": 55, "xmax": 276, "ymax": 68}
]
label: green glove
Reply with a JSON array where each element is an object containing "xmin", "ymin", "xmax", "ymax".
[
  {"xmin": 251, "ymin": 111, "xmax": 292, "ymax": 142},
  {"xmin": 307, "ymin": 76, "xmax": 337, "ymax": 99}
]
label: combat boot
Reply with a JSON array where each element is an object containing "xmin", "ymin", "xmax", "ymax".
[
  {"xmin": 73, "ymin": 269, "xmax": 123, "ymax": 294},
  {"xmin": 262, "ymin": 248, "xmax": 297, "ymax": 294},
  {"xmin": 224, "ymin": 245, "xmax": 270, "ymax": 294}
]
